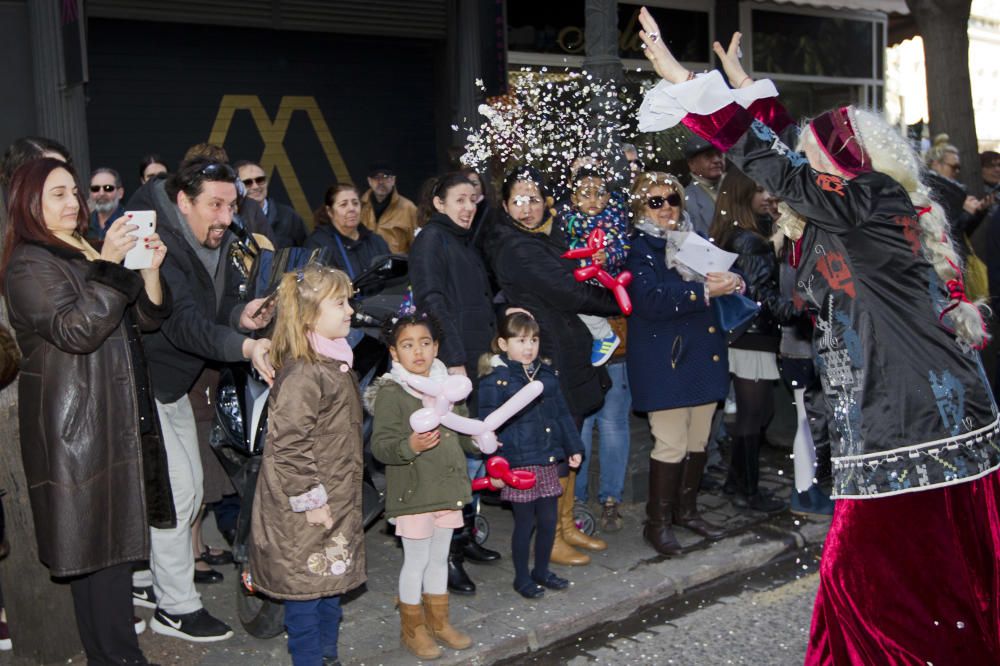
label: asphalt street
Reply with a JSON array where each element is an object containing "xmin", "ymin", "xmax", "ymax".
[{"xmin": 511, "ymin": 547, "xmax": 823, "ymax": 666}]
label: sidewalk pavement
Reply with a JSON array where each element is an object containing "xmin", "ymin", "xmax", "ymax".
[{"xmin": 130, "ymin": 439, "xmax": 829, "ymax": 666}]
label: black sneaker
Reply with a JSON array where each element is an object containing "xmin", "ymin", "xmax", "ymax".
[
  {"xmin": 132, "ymin": 585, "xmax": 156, "ymax": 609},
  {"xmin": 150, "ymin": 608, "xmax": 233, "ymax": 642}
]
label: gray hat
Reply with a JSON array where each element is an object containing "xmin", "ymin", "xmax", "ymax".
[{"xmin": 684, "ymin": 135, "xmax": 716, "ymax": 160}]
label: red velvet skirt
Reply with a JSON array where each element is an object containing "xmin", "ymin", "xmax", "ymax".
[{"xmin": 805, "ymin": 471, "xmax": 1000, "ymax": 665}]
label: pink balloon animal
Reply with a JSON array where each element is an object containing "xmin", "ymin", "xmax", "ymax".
[
  {"xmin": 403, "ymin": 374, "xmax": 544, "ymax": 455},
  {"xmin": 471, "ymin": 456, "xmax": 537, "ymax": 491},
  {"xmin": 561, "ymin": 227, "xmax": 633, "ymax": 315}
]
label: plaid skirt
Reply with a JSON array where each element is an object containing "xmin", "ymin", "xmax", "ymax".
[{"xmin": 500, "ymin": 463, "xmax": 562, "ymax": 503}]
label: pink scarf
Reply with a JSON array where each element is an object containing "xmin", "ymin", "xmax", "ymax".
[{"xmin": 307, "ymin": 332, "xmax": 354, "ymax": 367}]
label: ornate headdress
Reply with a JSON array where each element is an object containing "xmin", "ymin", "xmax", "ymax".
[{"xmin": 808, "ymin": 106, "xmax": 872, "ymax": 177}]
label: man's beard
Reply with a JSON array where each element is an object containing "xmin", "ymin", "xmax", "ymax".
[
  {"xmin": 203, "ymin": 224, "xmax": 228, "ymax": 249},
  {"xmin": 93, "ymin": 198, "xmax": 119, "ymax": 215}
]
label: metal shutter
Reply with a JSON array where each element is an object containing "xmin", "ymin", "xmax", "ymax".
[{"xmin": 86, "ymin": 0, "xmax": 448, "ymax": 38}]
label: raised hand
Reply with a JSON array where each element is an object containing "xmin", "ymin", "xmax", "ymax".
[
  {"xmin": 637, "ymin": 6, "xmax": 689, "ymax": 84},
  {"xmin": 712, "ymin": 33, "xmax": 752, "ymax": 88},
  {"xmin": 99, "ymin": 215, "xmax": 139, "ymax": 264}
]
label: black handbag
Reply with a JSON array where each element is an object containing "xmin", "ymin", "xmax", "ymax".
[{"xmin": 712, "ymin": 293, "xmax": 760, "ymax": 344}]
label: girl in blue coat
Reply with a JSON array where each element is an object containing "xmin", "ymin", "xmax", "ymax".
[
  {"xmin": 478, "ymin": 312, "xmax": 583, "ymax": 599},
  {"xmin": 625, "ymin": 171, "xmax": 744, "ymax": 557}
]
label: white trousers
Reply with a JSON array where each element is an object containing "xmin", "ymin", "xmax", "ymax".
[{"xmin": 134, "ymin": 395, "xmax": 204, "ymax": 614}]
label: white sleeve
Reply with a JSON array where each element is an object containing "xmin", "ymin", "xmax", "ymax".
[{"xmin": 637, "ymin": 70, "xmax": 779, "ymax": 133}]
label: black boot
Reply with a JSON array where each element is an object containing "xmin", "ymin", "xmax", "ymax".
[
  {"xmin": 447, "ymin": 535, "xmax": 476, "ymax": 595},
  {"xmin": 724, "ymin": 436, "xmax": 749, "ymax": 504},
  {"xmin": 743, "ymin": 434, "xmax": 787, "ymax": 514},
  {"xmin": 643, "ymin": 459, "xmax": 689, "ymax": 556},
  {"xmin": 674, "ymin": 452, "xmax": 727, "ymax": 540},
  {"xmin": 460, "ymin": 503, "xmax": 500, "ymax": 563}
]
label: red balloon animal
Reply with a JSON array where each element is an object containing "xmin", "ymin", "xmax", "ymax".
[
  {"xmin": 561, "ymin": 228, "xmax": 633, "ymax": 315},
  {"xmin": 471, "ymin": 456, "xmax": 537, "ymax": 491}
]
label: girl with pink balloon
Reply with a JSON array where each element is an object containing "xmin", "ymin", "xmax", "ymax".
[
  {"xmin": 478, "ymin": 312, "xmax": 586, "ymax": 600},
  {"xmin": 369, "ymin": 313, "xmax": 491, "ymax": 661}
]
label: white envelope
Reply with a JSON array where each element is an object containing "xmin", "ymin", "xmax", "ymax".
[{"xmin": 668, "ymin": 231, "xmax": 738, "ymax": 277}]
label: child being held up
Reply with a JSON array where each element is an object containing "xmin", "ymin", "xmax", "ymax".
[{"xmin": 560, "ymin": 164, "xmax": 631, "ymax": 366}]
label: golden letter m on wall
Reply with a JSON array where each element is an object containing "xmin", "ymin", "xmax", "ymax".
[{"xmin": 209, "ymin": 95, "xmax": 352, "ymax": 222}]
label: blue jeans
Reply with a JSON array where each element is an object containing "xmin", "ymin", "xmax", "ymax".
[
  {"xmin": 284, "ymin": 595, "xmax": 342, "ymax": 666},
  {"xmin": 576, "ymin": 362, "xmax": 632, "ymax": 503}
]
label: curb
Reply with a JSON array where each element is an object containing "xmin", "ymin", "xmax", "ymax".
[{"xmin": 353, "ymin": 515, "xmax": 830, "ymax": 665}]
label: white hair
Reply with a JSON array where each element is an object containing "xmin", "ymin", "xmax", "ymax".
[{"xmin": 796, "ymin": 108, "xmax": 987, "ymax": 348}]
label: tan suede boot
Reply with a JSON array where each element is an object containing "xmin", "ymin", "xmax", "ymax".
[
  {"xmin": 561, "ymin": 472, "xmax": 607, "ymax": 551},
  {"xmin": 397, "ymin": 599, "xmax": 441, "ymax": 660},
  {"xmin": 422, "ymin": 593, "xmax": 472, "ymax": 650},
  {"xmin": 550, "ymin": 513, "xmax": 591, "ymax": 565}
]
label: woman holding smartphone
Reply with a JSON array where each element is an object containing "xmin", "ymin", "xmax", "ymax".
[{"xmin": 2, "ymin": 158, "xmax": 175, "ymax": 665}]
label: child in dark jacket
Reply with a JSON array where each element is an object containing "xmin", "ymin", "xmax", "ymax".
[{"xmin": 478, "ymin": 312, "xmax": 584, "ymax": 599}]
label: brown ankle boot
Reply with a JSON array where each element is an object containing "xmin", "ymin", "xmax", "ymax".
[
  {"xmin": 673, "ymin": 452, "xmax": 726, "ymax": 540},
  {"xmin": 560, "ymin": 472, "xmax": 607, "ymax": 551},
  {"xmin": 397, "ymin": 599, "xmax": 441, "ymax": 660},
  {"xmin": 644, "ymin": 459, "xmax": 686, "ymax": 556},
  {"xmin": 422, "ymin": 593, "xmax": 472, "ymax": 650}
]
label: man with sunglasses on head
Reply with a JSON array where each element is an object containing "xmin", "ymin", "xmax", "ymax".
[
  {"xmin": 235, "ymin": 160, "xmax": 307, "ymax": 248},
  {"xmin": 128, "ymin": 156, "xmax": 275, "ymax": 644},
  {"xmin": 87, "ymin": 167, "xmax": 126, "ymax": 240}
]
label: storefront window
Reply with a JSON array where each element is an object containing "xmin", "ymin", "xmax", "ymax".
[
  {"xmin": 751, "ymin": 10, "xmax": 876, "ymax": 79},
  {"xmin": 506, "ymin": 0, "xmax": 711, "ymax": 66}
]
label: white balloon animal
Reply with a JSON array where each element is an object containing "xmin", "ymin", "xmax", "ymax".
[{"xmin": 403, "ymin": 374, "xmax": 544, "ymax": 454}]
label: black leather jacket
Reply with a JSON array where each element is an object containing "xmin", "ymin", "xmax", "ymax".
[{"xmin": 727, "ymin": 228, "xmax": 797, "ymax": 352}]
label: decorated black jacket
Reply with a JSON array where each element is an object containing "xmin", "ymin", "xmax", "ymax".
[{"xmin": 681, "ymin": 95, "xmax": 999, "ymax": 499}]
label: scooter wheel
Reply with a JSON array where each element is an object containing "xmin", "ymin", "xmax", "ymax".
[
  {"xmin": 574, "ymin": 505, "xmax": 597, "ymax": 536},
  {"xmin": 473, "ymin": 513, "xmax": 490, "ymax": 545},
  {"xmin": 236, "ymin": 566, "xmax": 285, "ymax": 638}
]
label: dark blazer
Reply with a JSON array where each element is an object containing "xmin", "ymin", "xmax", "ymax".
[
  {"xmin": 625, "ymin": 231, "xmax": 729, "ymax": 412},
  {"xmin": 409, "ymin": 212, "xmax": 496, "ymax": 377},
  {"xmin": 483, "ymin": 212, "xmax": 618, "ymax": 418},
  {"xmin": 4, "ymin": 242, "xmax": 176, "ymax": 576},
  {"xmin": 478, "ymin": 357, "xmax": 584, "ymax": 468},
  {"xmin": 264, "ymin": 198, "xmax": 308, "ymax": 249},
  {"xmin": 684, "ymin": 181, "xmax": 716, "ymax": 237}
]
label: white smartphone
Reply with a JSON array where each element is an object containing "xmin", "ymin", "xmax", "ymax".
[{"xmin": 124, "ymin": 210, "xmax": 157, "ymax": 270}]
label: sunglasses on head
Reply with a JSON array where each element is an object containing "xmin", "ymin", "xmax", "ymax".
[
  {"xmin": 241, "ymin": 176, "xmax": 267, "ymax": 187},
  {"xmin": 647, "ymin": 193, "xmax": 682, "ymax": 209},
  {"xmin": 90, "ymin": 184, "xmax": 117, "ymax": 193},
  {"xmin": 199, "ymin": 162, "xmax": 237, "ymax": 180}
]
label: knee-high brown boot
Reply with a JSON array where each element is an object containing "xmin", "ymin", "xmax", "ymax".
[
  {"xmin": 674, "ymin": 452, "xmax": 726, "ymax": 540},
  {"xmin": 560, "ymin": 471, "xmax": 607, "ymax": 552},
  {"xmin": 643, "ymin": 459, "xmax": 686, "ymax": 556},
  {"xmin": 550, "ymin": 475, "xmax": 590, "ymax": 565}
]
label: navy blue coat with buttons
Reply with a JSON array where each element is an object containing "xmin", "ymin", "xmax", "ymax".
[
  {"xmin": 478, "ymin": 356, "xmax": 584, "ymax": 468},
  {"xmin": 625, "ymin": 231, "xmax": 730, "ymax": 412}
]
